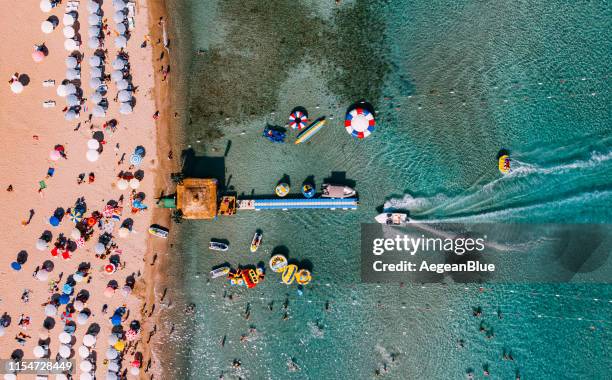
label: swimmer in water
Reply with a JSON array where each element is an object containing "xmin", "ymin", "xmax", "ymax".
[
  {"xmin": 457, "ymin": 339, "xmax": 465, "ymax": 348},
  {"xmin": 282, "ymin": 312, "xmax": 289, "ymax": 321}
]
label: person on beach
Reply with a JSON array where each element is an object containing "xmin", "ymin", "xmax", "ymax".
[
  {"xmin": 88, "ymin": 172, "xmax": 95, "ymax": 184},
  {"xmin": 6, "ymin": 184, "xmax": 13, "ymax": 192},
  {"xmin": 8, "ymin": 73, "xmax": 19, "ymax": 84},
  {"xmin": 153, "ymin": 111, "xmax": 160, "ymax": 120},
  {"xmin": 77, "ymin": 173, "xmax": 85, "ymax": 184}
]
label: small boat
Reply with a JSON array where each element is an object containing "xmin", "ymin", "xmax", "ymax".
[
  {"xmin": 498, "ymin": 155, "xmax": 511, "ymax": 174},
  {"xmin": 209, "ymin": 241, "xmax": 229, "ymax": 251},
  {"xmin": 250, "ymin": 231, "xmax": 262, "ymax": 252},
  {"xmin": 263, "ymin": 126, "xmax": 286, "ymax": 143},
  {"xmin": 210, "ymin": 266, "xmax": 230, "ymax": 278},
  {"xmin": 375, "ymin": 212, "xmax": 409, "ymax": 225},
  {"xmin": 148, "ymin": 225, "xmax": 169, "ymax": 238},
  {"xmin": 321, "ymin": 183, "xmax": 356, "ymax": 198},
  {"xmin": 275, "ymin": 183, "xmax": 290, "ymax": 197},
  {"xmin": 294, "ymin": 117, "xmax": 327, "ymax": 144},
  {"xmin": 301, "ymin": 183, "xmax": 315, "ymax": 198}
]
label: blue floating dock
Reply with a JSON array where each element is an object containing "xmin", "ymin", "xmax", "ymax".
[{"xmin": 238, "ymin": 198, "xmax": 359, "ymax": 210}]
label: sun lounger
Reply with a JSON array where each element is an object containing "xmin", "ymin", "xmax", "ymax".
[
  {"xmin": 127, "ymin": 1, "xmax": 136, "ymax": 31},
  {"xmin": 43, "ymin": 100, "xmax": 56, "ymax": 108},
  {"xmin": 43, "ymin": 79, "xmax": 56, "ymax": 87}
]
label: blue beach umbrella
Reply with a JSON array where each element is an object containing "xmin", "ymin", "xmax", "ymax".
[
  {"xmin": 62, "ymin": 283, "xmax": 73, "ymax": 294},
  {"xmin": 49, "ymin": 216, "xmax": 60, "ymax": 227},
  {"xmin": 11, "ymin": 262, "xmax": 22, "ymax": 271},
  {"xmin": 129, "ymin": 153, "xmax": 142, "ymax": 166},
  {"xmin": 59, "ymin": 294, "xmax": 70, "ymax": 304},
  {"xmin": 110, "ymin": 314, "xmax": 122, "ymax": 326}
]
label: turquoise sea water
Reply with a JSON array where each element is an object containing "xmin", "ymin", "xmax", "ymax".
[{"xmin": 160, "ymin": 1, "xmax": 611, "ymax": 379}]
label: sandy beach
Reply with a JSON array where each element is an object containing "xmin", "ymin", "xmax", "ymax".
[{"xmin": 0, "ymin": 0, "xmax": 170, "ymax": 378}]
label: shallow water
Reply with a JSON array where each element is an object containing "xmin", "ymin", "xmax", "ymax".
[{"xmin": 160, "ymin": 1, "xmax": 612, "ymax": 379}]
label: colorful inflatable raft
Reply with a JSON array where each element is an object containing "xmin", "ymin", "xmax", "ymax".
[{"xmin": 294, "ymin": 117, "xmax": 327, "ymax": 144}]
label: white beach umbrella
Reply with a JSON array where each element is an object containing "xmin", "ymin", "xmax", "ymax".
[
  {"xmin": 89, "ymin": 77, "xmax": 102, "ymax": 89},
  {"xmin": 107, "ymin": 334, "xmax": 118, "ymax": 345},
  {"xmin": 80, "ymin": 373, "xmax": 93, "ymax": 380},
  {"xmin": 66, "ymin": 83, "xmax": 77, "ymax": 94},
  {"xmin": 88, "ymin": 55, "xmax": 102, "ymax": 67},
  {"xmin": 77, "ymin": 312, "xmax": 89, "ymax": 325},
  {"xmin": 105, "ymin": 348, "xmax": 118, "ymax": 360},
  {"xmin": 36, "ymin": 269, "xmax": 50, "ymax": 281},
  {"xmin": 83, "ymin": 334, "xmax": 96, "ymax": 347},
  {"xmin": 108, "ymin": 361, "xmax": 120, "ymax": 372},
  {"xmin": 113, "ymin": 11, "xmax": 126, "ymax": 23},
  {"xmin": 113, "ymin": 0, "xmax": 127, "ymax": 11},
  {"xmin": 40, "ymin": 0, "xmax": 52, "ymax": 12},
  {"xmin": 33, "ymin": 345, "xmax": 45, "ymax": 358},
  {"xmin": 64, "ymin": 38, "xmax": 78, "ymax": 51},
  {"xmin": 86, "ymin": 149, "xmax": 100, "ymax": 162},
  {"xmin": 59, "ymin": 331, "xmax": 71, "ymax": 344},
  {"xmin": 118, "ymin": 90, "xmax": 132, "ymax": 103},
  {"xmin": 90, "ymin": 67, "xmax": 103, "ymax": 78},
  {"xmin": 129, "ymin": 178, "xmax": 140, "ymax": 189},
  {"xmin": 87, "ymin": 138, "xmax": 100, "ymax": 150},
  {"xmin": 119, "ymin": 102, "xmax": 133, "ymax": 115},
  {"xmin": 116, "ymin": 79, "xmax": 129, "ymax": 91},
  {"xmin": 121, "ymin": 285, "xmax": 132, "ymax": 297},
  {"xmin": 66, "ymin": 68, "xmax": 80, "ymax": 81},
  {"xmin": 36, "ymin": 238, "xmax": 49, "ymax": 250},
  {"xmin": 116, "ymin": 23, "xmax": 127, "ymax": 35},
  {"xmin": 88, "ymin": 1, "xmax": 100, "ymax": 13},
  {"xmin": 90, "ymin": 91, "xmax": 103, "ymax": 105},
  {"xmin": 66, "ymin": 94, "xmax": 80, "ymax": 107},
  {"xmin": 118, "ymin": 227, "xmax": 129, "ymax": 237},
  {"xmin": 58, "ymin": 344, "xmax": 71, "ymax": 358},
  {"xmin": 70, "ymin": 228, "xmax": 82, "ymax": 239},
  {"xmin": 92, "ymin": 105, "xmax": 106, "ymax": 118},
  {"xmin": 112, "ymin": 58, "xmax": 126, "ymax": 70},
  {"xmin": 65, "ymin": 110, "xmax": 78, "ymax": 121},
  {"xmin": 78, "ymin": 345, "xmax": 90, "ymax": 358},
  {"xmin": 88, "ymin": 25, "xmax": 101, "ymax": 37},
  {"xmin": 49, "ymin": 150, "xmax": 61, "ymax": 161},
  {"xmin": 88, "ymin": 37, "xmax": 101, "ymax": 49},
  {"xmin": 73, "ymin": 300, "xmax": 85, "ymax": 311},
  {"xmin": 73, "ymin": 272, "xmax": 84, "ymax": 282},
  {"xmin": 130, "ymin": 367, "xmax": 140, "ymax": 376},
  {"xmin": 88, "ymin": 14, "xmax": 102, "ymax": 26},
  {"xmin": 63, "ymin": 26, "xmax": 75, "ymax": 39},
  {"xmin": 111, "ymin": 70, "xmax": 123, "ymax": 82},
  {"xmin": 114, "ymin": 35, "xmax": 127, "ymax": 49},
  {"xmin": 80, "ymin": 360, "xmax": 93, "ymax": 372},
  {"xmin": 56, "ymin": 84, "xmax": 68, "ymax": 97},
  {"xmin": 41, "ymin": 20, "xmax": 55, "ymax": 34},
  {"xmin": 10, "ymin": 81, "xmax": 23, "ymax": 94},
  {"xmin": 63, "ymin": 12, "xmax": 76, "ymax": 26},
  {"xmin": 44, "ymin": 303, "xmax": 57, "ymax": 317},
  {"xmin": 106, "ymin": 372, "xmax": 118, "ymax": 380},
  {"xmin": 65, "ymin": 56, "xmax": 78, "ymax": 69},
  {"xmin": 94, "ymin": 242, "xmax": 106, "ymax": 254},
  {"xmin": 117, "ymin": 179, "xmax": 129, "ymax": 191}
]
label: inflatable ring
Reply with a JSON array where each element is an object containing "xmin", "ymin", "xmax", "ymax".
[
  {"xmin": 281, "ymin": 264, "xmax": 298, "ymax": 285},
  {"xmin": 296, "ymin": 269, "xmax": 312, "ymax": 285},
  {"xmin": 345, "ymin": 107, "xmax": 375, "ymax": 139},
  {"xmin": 275, "ymin": 183, "xmax": 290, "ymax": 197},
  {"xmin": 269, "ymin": 254, "xmax": 288, "ymax": 272},
  {"xmin": 288, "ymin": 110, "xmax": 308, "ymax": 130}
]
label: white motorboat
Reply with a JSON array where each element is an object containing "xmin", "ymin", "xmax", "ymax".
[{"xmin": 321, "ymin": 183, "xmax": 356, "ymax": 198}]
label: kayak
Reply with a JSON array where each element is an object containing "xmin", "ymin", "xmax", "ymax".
[
  {"xmin": 210, "ymin": 266, "xmax": 230, "ymax": 278},
  {"xmin": 294, "ymin": 117, "xmax": 327, "ymax": 144},
  {"xmin": 209, "ymin": 241, "xmax": 229, "ymax": 251},
  {"xmin": 250, "ymin": 231, "xmax": 262, "ymax": 253},
  {"xmin": 148, "ymin": 225, "xmax": 168, "ymax": 238}
]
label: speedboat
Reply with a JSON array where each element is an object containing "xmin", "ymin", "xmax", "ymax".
[
  {"xmin": 250, "ymin": 231, "xmax": 262, "ymax": 252},
  {"xmin": 209, "ymin": 241, "xmax": 229, "ymax": 251},
  {"xmin": 321, "ymin": 183, "xmax": 356, "ymax": 198},
  {"xmin": 210, "ymin": 266, "xmax": 230, "ymax": 278},
  {"xmin": 375, "ymin": 212, "xmax": 409, "ymax": 225}
]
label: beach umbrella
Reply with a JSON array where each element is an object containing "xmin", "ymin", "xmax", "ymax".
[
  {"xmin": 63, "ymin": 283, "xmax": 73, "ymax": 294},
  {"xmin": 89, "ymin": 77, "xmax": 102, "ymax": 89},
  {"xmin": 36, "ymin": 269, "xmax": 50, "ymax": 281},
  {"xmin": 113, "ymin": 11, "xmax": 126, "ymax": 23},
  {"xmin": 69, "ymin": 209, "xmax": 83, "ymax": 223},
  {"xmin": 110, "ymin": 314, "xmax": 122, "ymax": 326},
  {"xmin": 44, "ymin": 303, "xmax": 57, "ymax": 317},
  {"xmin": 106, "ymin": 347, "xmax": 119, "ymax": 360},
  {"xmin": 73, "ymin": 272, "xmax": 84, "ymax": 282},
  {"xmin": 65, "ymin": 56, "xmax": 78, "ymax": 68},
  {"xmin": 88, "ymin": 1, "xmax": 100, "ymax": 12},
  {"xmin": 106, "ymin": 372, "xmax": 118, "ymax": 380},
  {"xmin": 118, "ymin": 90, "xmax": 132, "ymax": 103},
  {"xmin": 86, "ymin": 149, "xmax": 100, "ymax": 162},
  {"xmin": 116, "ymin": 22, "xmax": 127, "ymax": 35},
  {"xmin": 119, "ymin": 102, "xmax": 133, "ymax": 115},
  {"xmin": 88, "ymin": 37, "xmax": 101, "ymax": 49},
  {"xmin": 70, "ymin": 228, "xmax": 81, "ymax": 240},
  {"xmin": 110, "ymin": 70, "xmax": 123, "ymax": 82},
  {"xmin": 66, "ymin": 68, "xmax": 80, "ymax": 81},
  {"xmin": 112, "ymin": 58, "xmax": 126, "ymax": 70},
  {"xmin": 59, "ymin": 331, "xmax": 71, "ymax": 344},
  {"xmin": 121, "ymin": 285, "xmax": 132, "ymax": 297},
  {"xmin": 88, "ymin": 25, "xmax": 101, "ymax": 36},
  {"xmin": 59, "ymin": 294, "xmax": 70, "ymax": 304},
  {"xmin": 90, "ymin": 91, "xmax": 103, "ymax": 105},
  {"xmin": 113, "ymin": 0, "xmax": 127, "ymax": 11},
  {"xmin": 56, "ymin": 84, "xmax": 68, "ymax": 97},
  {"xmin": 33, "ymin": 345, "xmax": 45, "ymax": 358},
  {"xmin": 66, "ymin": 94, "xmax": 80, "ymax": 107},
  {"xmin": 118, "ymin": 226, "xmax": 129, "ymax": 237},
  {"xmin": 57, "ymin": 83, "xmax": 76, "ymax": 96},
  {"xmin": 36, "ymin": 238, "xmax": 49, "ymax": 250},
  {"xmin": 88, "ymin": 55, "xmax": 102, "ymax": 67},
  {"xmin": 128, "ymin": 178, "xmax": 140, "ymax": 189},
  {"xmin": 108, "ymin": 361, "xmax": 120, "ymax": 372},
  {"xmin": 49, "ymin": 149, "xmax": 61, "ymax": 161},
  {"xmin": 58, "ymin": 344, "xmax": 71, "ymax": 358},
  {"xmin": 129, "ymin": 153, "xmax": 142, "ymax": 166},
  {"xmin": 125, "ymin": 329, "xmax": 138, "ymax": 341},
  {"xmin": 90, "ymin": 67, "xmax": 103, "ymax": 78},
  {"xmin": 116, "ymin": 79, "xmax": 129, "ymax": 91},
  {"xmin": 40, "ymin": 0, "xmax": 52, "ymax": 12},
  {"xmin": 104, "ymin": 286, "xmax": 115, "ymax": 298},
  {"xmin": 49, "ymin": 216, "xmax": 60, "ymax": 227},
  {"xmin": 41, "ymin": 20, "xmax": 55, "ymax": 33},
  {"xmin": 63, "ymin": 13, "xmax": 76, "ymax": 26},
  {"xmin": 64, "ymin": 38, "xmax": 78, "ymax": 51},
  {"xmin": 83, "ymin": 334, "xmax": 96, "ymax": 347},
  {"xmin": 65, "ymin": 110, "xmax": 78, "ymax": 121},
  {"xmin": 32, "ymin": 49, "xmax": 45, "ymax": 63},
  {"xmin": 63, "ymin": 26, "xmax": 76, "ymax": 38},
  {"xmin": 87, "ymin": 139, "xmax": 100, "ymax": 150},
  {"xmin": 92, "ymin": 105, "xmax": 106, "ymax": 118},
  {"xmin": 11, "ymin": 261, "xmax": 21, "ymax": 271},
  {"xmin": 78, "ymin": 345, "xmax": 90, "ymax": 358},
  {"xmin": 104, "ymin": 263, "xmax": 116, "ymax": 274},
  {"xmin": 94, "ymin": 242, "xmax": 106, "ymax": 254},
  {"xmin": 114, "ymin": 35, "xmax": 127, "ymax": 49},
  {"xmin": 10, "ymin": 81, "xmax": 23, "ymax": 94},
  {"xmin": 77, "ymin": 312, "xmax": 89, "ymax": 325},
  {"xmin": 116, "ymin": 179, "xmax": 129, "ymax": 191},
  {"xmin": 73, "ymin": 300, "xmax": 85, "ymax": 311},
  {"xmin": 80, "ymin": 360, "xmax": 93, "ymax": 372},
  {"xmin": 108, "ymin": 334, "xmax": 119, "ymax": 345},
  {"xmin": 114, "ymin": 340, "xmax": 125, "ymax": 351},
  {"xmin": 88, "ymin": 14, "xmax": 102, "ymax": 26}
]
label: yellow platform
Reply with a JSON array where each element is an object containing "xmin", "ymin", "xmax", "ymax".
[{"xmin": 176, "ymin": 178, "xmax": 218, "ymax": 219}]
